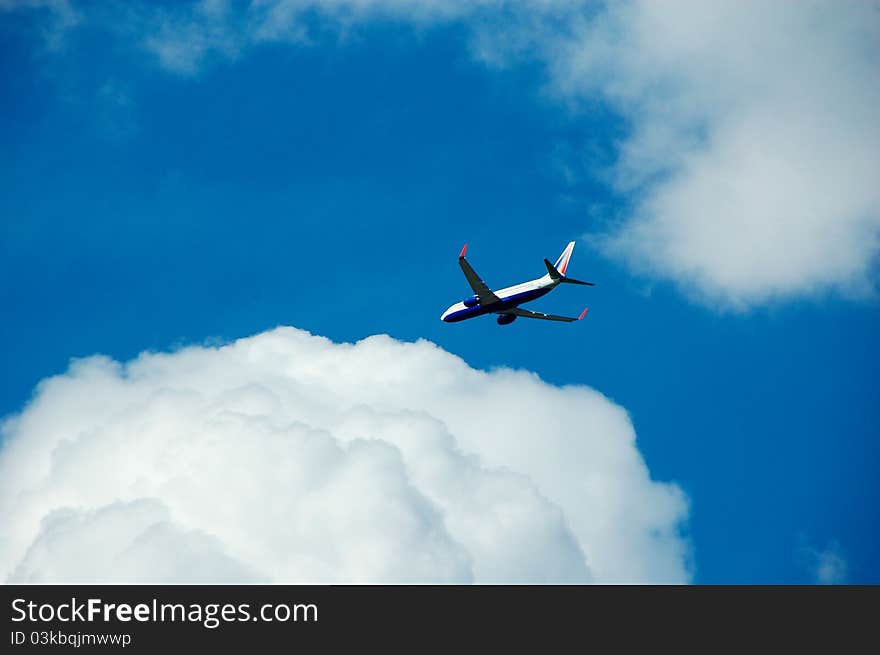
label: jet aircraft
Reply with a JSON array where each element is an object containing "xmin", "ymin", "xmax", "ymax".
[{"xmin": 441, "ymin": 241, "xmax": 593, "ymax": 325}]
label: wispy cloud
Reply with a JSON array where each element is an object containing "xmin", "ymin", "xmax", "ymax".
[
  {"xmin": 141, "ymin": 0, "xmax": 246, "ymax": 76},
  {"xmin": 0, "ymin": 0, "xmax": 80, "ymax": 49},
  {"xmin": 800, "ymin": 539, "xmax": 848, "ymax": 584}
]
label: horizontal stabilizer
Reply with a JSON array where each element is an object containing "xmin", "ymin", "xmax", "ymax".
[
  {"xmin": 544, "ymin": 258, "xmax": 595, "ymax": 286},
  {"xmin": 544, "ymin": 258, "xmax": 562, "ymax": 280},
  {"xmin": 561, "ymin": 277, "xmax": 595, "ymax": 286}
]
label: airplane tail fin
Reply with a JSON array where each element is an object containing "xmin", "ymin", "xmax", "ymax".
[
  {"xmin": 553, "ymin": 241, "xmax": 576, "ymax": 276},
  {"xmin": 545, "ymin": 242, "xmax": 595, "ymax": 286}
]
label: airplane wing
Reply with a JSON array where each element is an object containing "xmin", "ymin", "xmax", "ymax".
[
  {"xmin": 501, "ymin": 307, "xmax": 588, "ymax": 322},
  {"xmin": 459, "ymin": 244, "xmax": 501, "ymax": 305}
]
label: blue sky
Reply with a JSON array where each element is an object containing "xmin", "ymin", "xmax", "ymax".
[{"xmin": 2, "ymin": 2, "xmax": 878, "ymax": 583}]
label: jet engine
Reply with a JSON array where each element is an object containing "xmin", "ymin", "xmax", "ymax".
[
  {"xmin": 496, "ymin": 314, "xmax": 516, "ymax": 325},
  {"xmin": 463, "ymin": 295, "xmax": 479, "ymax": 307}
]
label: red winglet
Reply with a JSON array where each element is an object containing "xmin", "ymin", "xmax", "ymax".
[
  {"xmin": 459, "ymin": 243, "xmax": 468, "ymax": 259},
  {"xmin": 578, "ymin": 307, "xmax": 589, "ymax": 320}
]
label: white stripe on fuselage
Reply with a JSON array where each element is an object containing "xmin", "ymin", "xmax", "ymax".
[
  {"xmin": 494, "ymin": 273, "xmax": 555, "ymax": 299},
  {"xmin": 441, "ymin": 274, "xmax": 557, "ymax": 320}
]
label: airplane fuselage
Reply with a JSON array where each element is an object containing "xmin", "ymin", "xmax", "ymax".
[{"xmin": 441, "ymin": 274, "xmax": 558, "ymax": 322}]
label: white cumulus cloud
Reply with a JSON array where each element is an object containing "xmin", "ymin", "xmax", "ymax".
[{"xmin": 0, "ymin": 327, "xmax": 690, "ymax": 583}]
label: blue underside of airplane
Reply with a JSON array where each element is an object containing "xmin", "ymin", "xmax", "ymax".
[{"xmin": 442, "ymin": 287, "xmax": 552, "ymax": 322}]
